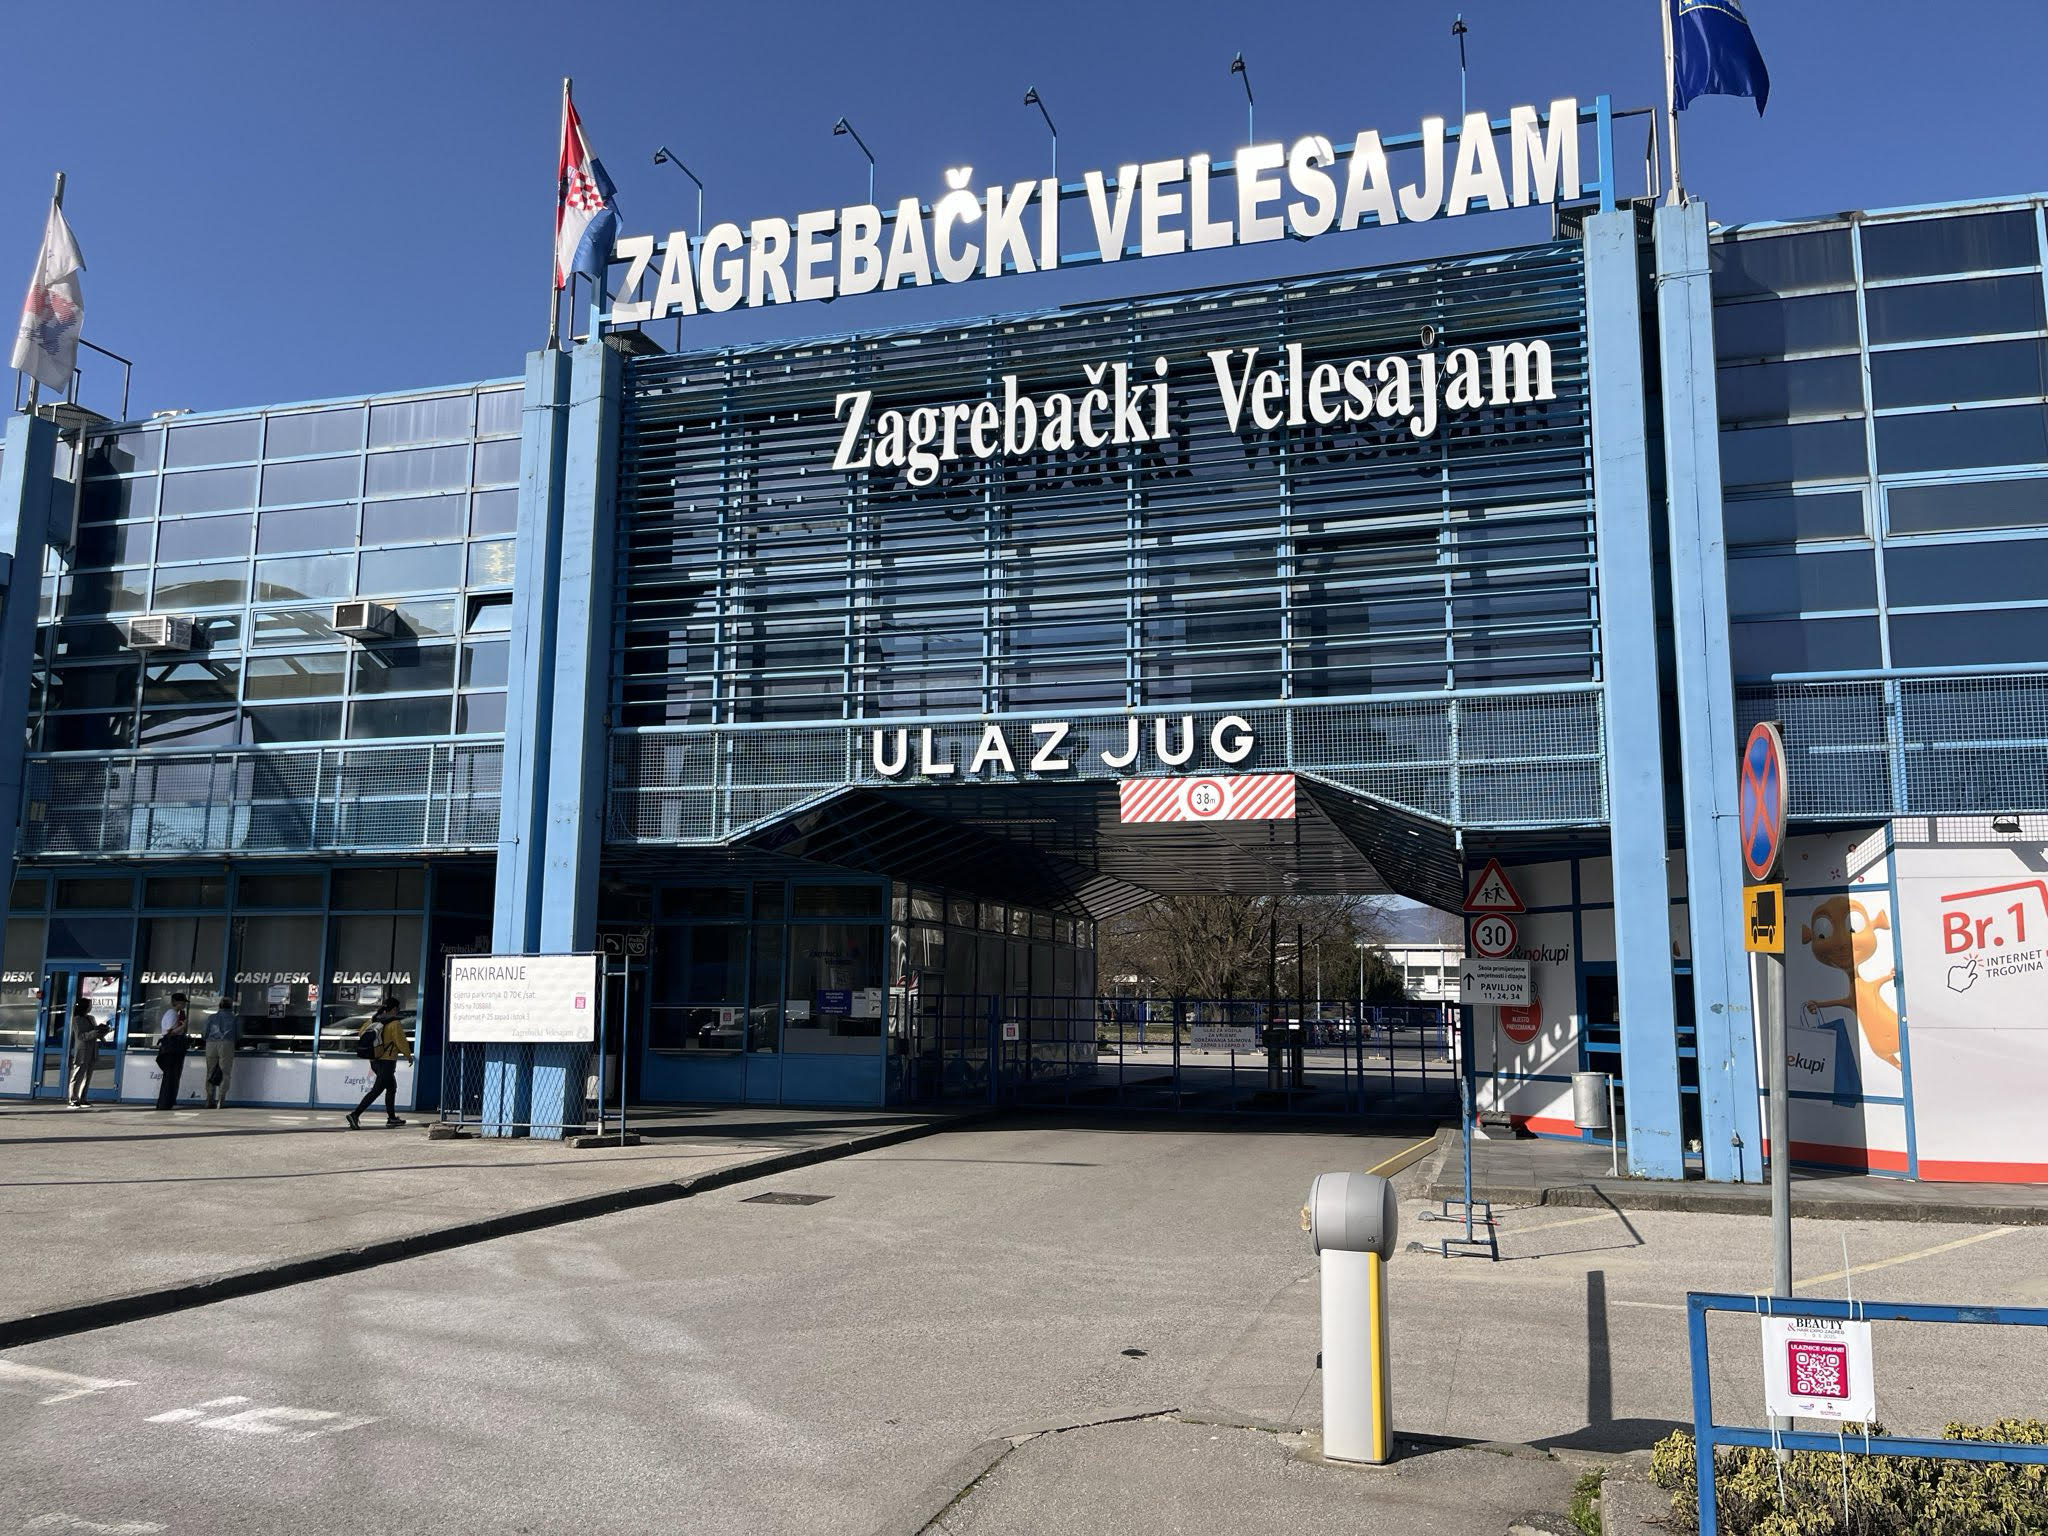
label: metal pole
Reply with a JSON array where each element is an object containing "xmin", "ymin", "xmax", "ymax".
[
  {"xmin": 1765, "ymin": 950, "xmax": 1791, "ymax": 1294},
  {"xmin": 1452, "ymin": 16, "xmax": 1469, "ymax": 118},
  {"xmin": 549, "ymin": 80, "xmax": 568, "ymax": 349},
  {"xmin": 24, "ymin": 171, "xmax": 65, "ymax": 416},
  {"xmin": 1660, "ymin": 0, "xmax": 1683, "ymax": 204},
  {"xmin": 1608, "ymin": 1073, "xmax": 1621, "ymax": 1178},
  {"xmin": 1230, "ymin": 54, "xmax": 1254, "ymax": 143},
  {"xmin": 1023, "ymin": 88, "xmax": 1058, "ymax": 184}
]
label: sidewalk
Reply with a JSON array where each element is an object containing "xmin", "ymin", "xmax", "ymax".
[
  {"xmin": 0, "ymin": 1100, "xmax": 968, "ymax": 1346},
  {"xmin": 1421, "ymin": 1128, "xmax": 2048, "ymax": 1226}
]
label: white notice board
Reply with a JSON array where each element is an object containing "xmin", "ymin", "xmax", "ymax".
[{"xmin": 447, "ymin": 954, "xmax": 599, "ymax": 1044}]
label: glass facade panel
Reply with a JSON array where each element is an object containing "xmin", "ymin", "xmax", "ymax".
[
  {"xmin": 229, "ymin": 914, "xmax": 322, "ymax": 1053},
  {"xmin": 1730, "ymin": 617, "xmax": 1883, "ymax": 676},
  {"xmin": 348, "ymin": 694, "xmax": 451, "ymax": 739},
  {"xmin": 357, "ymin": 542, "xmax": 463, "ymax": 595},
  {"xmin": 455, "ymin": 692, "xmax": 506, "ymax": 733},
  {"xmin": 353, "ymin": 644, "xmax": 456, "ymax": 695},
  {"xmin": 155, "ymin": 513, "xmax": 251, "ymax": 564},
  {"xmin": 160, "ymin": 467, "xmax": 257, "ymax": 517},
  {"xmin": 73, "ymin": 521, "xmax": 154, "ymax": 569},
  {"xmin": 1861, "ymin": 211, "xmax": 2041, "ymax": 281},
  {"xmin": 1725, "ymin": 550, "xmax": 1878, "ymax": 618},
  {"xmin": 254, "ymin": 555, "xmax": 353, "ymax": 603},
  {"xmin": 476, "ymin": 389, "xmax": 521, "ymax": 437},
  {"xmin": 1865, "ymin": 275, "xmax": 2045, "ymax": 345},
  {"xmin": 256, "ymin": 503, "xmax": 357, "ymax": 555},
  {"xmin": 362, "ymin": 494, "xmax": 465, "ymax": 545},
  {"xmin": 1886, "ymin": 477, "xmax": 2048, "ymax": 535},
  {"xmin": 1711, "ymin": 230, "xmax": 1855, "ymax": 299},
  {"xmin": 784, "ymin": 922, "xmax": 884, "ymax": 1054},
  {"xmin": 1875, "ymin": 405, "xmax": 2048, "ymax": 475},
  {"xmin": 1890, "ymin": 608, "xmax": 2048, "ymax": 667},
  {"xmin": 473, "ymin": 439, "xmax": 520, "ymax": 486},
  {"xmin": 326, "ymin": 915, "xmax": 423, "ymax": 1054},
  {"xmin": 471, "ymin": 489, "xmax": 517, "ymax": 536},
  {"xmin": 1886, "ymin": 538, "xmax": 2048, "ymax": 608},
  {"xmin": 369, "ymin": 395, "xmax": 474, "ymax": 448},
  {"xmin": 260, "ymin": 456, "xmax": 360, "ymax": 507},
  {"xmin": 1, "ymin": 919, "xmax": 43, "ymax": 1052},
  {"xmin": 1718, "ymin": 419, "xmax": 1869, "ymax": 488},
  {"xmin": 151, "ymin": 562, "xmax": 248, "ymax": 609},
  {"xmin": 246, "ymin": 652, "xmax": 347, "ymax": 700},
  {"xmin": 1870, "ymin": 340, "xmax": 2048, "ymax": 410},
  {"xmin": 264, "ymin": 408, "xmax": 363, "ymax": 459},
  {"xmin": 244, "ymin": 701, "xmax": 344, "ymax": 743},
  {"xmin": 365, "ymin": 446, "xmax": 469, "ymax": 497},
  {"xmin": 79, "ymin": 475, "xmax": 156, "ymax": 524},
  {"xmin": 1714, "ymin": 292, "xmax": 1860, "ymax": 361},
  {"xmin": 165, "ymin": 418, "xmax": 262, "ymax": 469},
  {"xmin": 1725, "ymin": 491, "xmax": 1867, "ymax": 548},
  {"xmin": 466, "ymin": 539, "xmax": 514, "ymax": 587},
  {"xmin": 649, "ymin": 925, "xmax": 747, "ymax": 1051},
  {"xmin": 85, "ymin": 429, "xmax": 162, "ymax": 476},
  {"xmin": 136, "ymin": 916, "xmax": 226, "ymax": 1047},
  {"xmin": 1717, "ymin": 355, "xmax": 1864, "ymax": 424}
]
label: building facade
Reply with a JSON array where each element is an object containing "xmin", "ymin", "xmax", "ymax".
[{"xmin": 2, "ymin": 184, "xmax": 2044, "ymax": 1183}]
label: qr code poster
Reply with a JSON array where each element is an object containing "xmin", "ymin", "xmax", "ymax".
[{"xmin": 1761, "ymin": 1316, "xmax": 1875, "ymax": 1423}]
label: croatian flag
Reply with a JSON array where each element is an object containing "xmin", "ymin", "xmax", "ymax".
[
  {"xmin": 10, "ymin": 200, "xmax": 85, "ymax": 394},
  {"xmin": 1670, "ymin": 0, "xmax": 1771, "ymax": 114},
  {"xmin": 554, "ymin": 88, "xmax": 618, "ymax": 291}
]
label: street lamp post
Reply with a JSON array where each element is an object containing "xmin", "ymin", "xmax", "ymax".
[
  {"xmin": 832, "ymin": 116, "xmax": 876, "ymax": 205},
  {"xmin": 1022, "ymin": 86, "xmax": 1058, "ymax": 184}
]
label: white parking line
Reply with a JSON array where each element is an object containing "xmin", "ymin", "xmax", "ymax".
[
  {"xmin": 22, "ymin": 1514, "xmax": 166, "ymax": 1533},
  {"xmin": 1505, "ymin": 1211, "xmax": 1624, "ymax": 1239},
  {"xmin": 0, "ymin": 1362, "xmax": 137, "ymax": 1406}
]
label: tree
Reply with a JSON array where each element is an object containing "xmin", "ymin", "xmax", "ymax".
[{"xmin": 1096, "ymin": 892, "xmax": 1415, "ymax": 1001}]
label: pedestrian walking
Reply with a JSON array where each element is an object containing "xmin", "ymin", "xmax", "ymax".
[
  {"xmin": 66, "ymin": 997, "xmax": 110, "ymax": 1107},
  {"xmin": 346, "ymin": 994, "xmax": 412, "ymax": 1130},
  {"xmin": 201, "ymin": 995, "xmax": 239, "ymax": 1109},
  {"xmin": 154, "ymin": 994, "xmax": 192, "ymax": 1110}
]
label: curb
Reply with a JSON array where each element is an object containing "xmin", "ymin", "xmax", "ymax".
[
  {"xmin": 1421, "ymin": 1172, "xmax": 2048, "ymax": 1228},
  {"xmin": 0, "ymin": 1113, "xmax": 982, "ymax": 1351}
]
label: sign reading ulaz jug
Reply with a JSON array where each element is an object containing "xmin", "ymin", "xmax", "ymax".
[
  {"xmin": 1458, "ymin": 958, "xmax": 1533, "ymax": 1007},
  {"xmin": 447, "ymin": 954, "xmax": 598, "ymax": 1044}
]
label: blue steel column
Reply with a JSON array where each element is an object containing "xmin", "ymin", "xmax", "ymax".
[
  {"xmin": 0, "ymin": 414, "xmax": 58, "ymax": 889},
  {"xmin": 1655, "ymin": 202, "xmax": 1761, "ymax": 1183},
  {"xmin": 1585, "ymin": 210, "xmax": 1686, "ymax": 1179},
  {"xmin": 481, "ymin": 351, "xmax": 573, "ymax": 1136},
  {"xmin": 529, "ymin": 338, "xmax": 621, "ymax": 1133}
]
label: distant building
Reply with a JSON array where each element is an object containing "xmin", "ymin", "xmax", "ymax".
[{"xmin": 1376, "ymin": 907, "xmax": 1464, "ymax": 1004}]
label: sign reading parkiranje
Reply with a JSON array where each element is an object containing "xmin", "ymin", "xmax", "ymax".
[{"xmin": 448, "ymin": 953, "xmax": 598, "ymax": 1044}]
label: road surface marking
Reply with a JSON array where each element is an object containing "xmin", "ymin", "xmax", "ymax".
[
  {"xmin": 146, "ymin": 1396, "xmax": 249, "ymax": 1423},
  {"xmin": 1794, "ymin": 1226, "xmax": 2020, "ymax": 1292},
  {"xmin": 1612, "ymin": 1299, "xmax": 1687, "ymax": 1313},
  {"xmin": 23, "ymin": 1515, "xmax": 166, "ymax": 1533},
  {"xmin": 0, "ymin": 1362, "xmax": 137, "ymax": 1405}
]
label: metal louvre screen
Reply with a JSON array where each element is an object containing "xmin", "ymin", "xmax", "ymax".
[{"xmin": 613, "ymin": 244, "xmax": 1595, "ymax": 837}]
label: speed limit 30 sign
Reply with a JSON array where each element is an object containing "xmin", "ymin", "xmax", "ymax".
[{"xmin": 1469, "ymin": 913, "xmax": 1519, "ymax": 959}]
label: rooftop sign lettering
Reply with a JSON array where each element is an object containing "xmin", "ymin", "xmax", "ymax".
[{"xmin": 609, "ymin": 99, "xmax": 1599, "ymax": 327}]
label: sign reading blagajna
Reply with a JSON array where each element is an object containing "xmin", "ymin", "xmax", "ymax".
[{"xmin": 610, "ymin": 100, "xmax": 1587, "ymax": 325}]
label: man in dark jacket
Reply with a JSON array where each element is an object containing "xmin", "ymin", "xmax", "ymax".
[{"xmin": 154, "ymin": 998, "xmax": 192, "ymax": 1110}]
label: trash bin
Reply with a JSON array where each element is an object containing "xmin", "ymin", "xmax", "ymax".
[{"xmin": 1572, "ymin": 1070, "xmax": 1611, "ymax": 1131}]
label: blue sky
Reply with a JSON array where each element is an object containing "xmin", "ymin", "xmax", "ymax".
[{"xmin": 8, "ymin": 1, "xmax": 2045, "ymax": 419}]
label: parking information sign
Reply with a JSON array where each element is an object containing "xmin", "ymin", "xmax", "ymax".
[
  {"xmin": 1761, "ymin": 1315, "xmax": 1875, "ymax": 1423},
  {"xmin": 447, "ymin": 954, "xmax": 598, "ymax": 1044}
]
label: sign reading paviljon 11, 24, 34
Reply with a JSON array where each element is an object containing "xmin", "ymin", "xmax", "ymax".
[{"xmin": 609, "ymin": 99, "xmax": 1595, "ymax": 326}]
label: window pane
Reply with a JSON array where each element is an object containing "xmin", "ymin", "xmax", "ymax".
[
  {"xmin": 466, "ymin": 539, "xmax": 514, "ymax": 587},
  {"xmin": 264, "ymin": 407, "xmax": 362, "ymax": 459},
  {"xmin": 160, "ymin": 467, "xmax": 257, "ymax": 517},
  {"xmin": 369, "ymin": 395, "xmax": 473, "ymax": 447},
  {"xmin": 231, "ymin": 914, "xmax": 323, "ymax": 1054},
  {"xmin": 144, "ymin": 876, "xmax": 227, "ymax": 909},
  {"xmin": 85, "ymin": 429, "xmax": 161, "ymax": 476},
  {"xmin": 243, "ymin": 701, "xmax": 343, "ymax": 743},
  {"xmin": 1725, "ymin": 550, "xmax": 1876, "ymax": 617},
  {"xmin": 332, "ymin": 867, "xmax": 425, "ymax": 909},
  {"xmin": 1875, "ymin": 405, "xmax": 2048, "ymax": 475},
  {"xmin": 1866, "ymin": 275, "xmax": 2045, "ymax": 345},
  {"xmin": 55, "ymin": 877, "xmax": 133, "ymax": 909},
  {"xmin": 254, "ymin": 554, "xmax": 353, "ymax": 603},
  {"xmin": 354, "ymin": 643, "xmax": 455, "ymax": 694},
  {"xmin": 1714, "ymin": 292, "xmax": 1859, "ymax": 361},
  {"xmin": 361, "ymin": 494, "xmax": 464, "ymax": 545},
  {"xmin": 348, "ymin": 694, "xmax": 451, "ymax": 739},
  {"xmin": 471, "ymin": 489, "xmax": 517, "ymax": 536},
  {"xmin": 466, "ymin": 595, "xmax": 513, "ymax": 633},
  {"xmin": 151, "ymin": 562, "xmax": 248, "ymax": 609},
  {"xmin": 1710, "ymin": 230, "xmax": 1855, "ymax": 300},
  {"xmin": 473, "ymin": 438, "xmax": 520, "ymax": 487},
  {"xmin": 260, "ymin": 456, "xmax": 361, "ymax": 507},
  {"xmin": 238, "ymin": 873, "xmax": 324, "ymax": 907},
  {"xmin": 79, "ymin": 476, "xmax": 157, "ymax": 524},
  {"xmin": 257, "ymin": 503, "xmax": 358, "ymax": 555},
  {"xmin": 477, "ymin": 390, "xmax": 521, "ymax": 437},
  {"xmin": 251, "ymin": 606, "xmax": 340, "ymax": 647},
  {"xmin": 358, "ymin": 542, "xmax": 463, "ymax": 594},
  {"xmin": 1887, "ymin": 538, "xmax": 2048, "ymax": 607},
  {"xmin": 793, "ymin": 884, "xmax": 884, "ymax": 917},
  {"xmin": 365, "ymin": 446, "xmax": 469, "ymax": 497},
  {"xmin": 246, "ymin": 652, "xmax": 347, "ymax": 700},
  {"xmin": 155, "ymin": 513, "xmax": 250, "ymax": 563},
  {"xmin": 143, "ymin": 660, "xmax": 239, "ymax": 705},
  {"xmin": 44, "ymin": 712, "xmax": 132, "ymax": 750},
  {"xmin": 139, "ymin": 706, "xmax": 238, "ymax": 746},
  {"xmin": 1887, "ymin": 477, "xmax": 2048, "ymax": 535},
  {"xmin": 455, "ymin": 692, "xmax": 506, "ymax": 733},
  {"xmin": 73, "ymin": 520, "xmax": 154, "ymax": 567},
  {"xmin": 1890, "ymin": 608, "xmax": 2048, "ymax": 667},
  {"xmin": 47, "ymin": 662, "xmax": 138, "ymax": 710},
  {"xmin": 1717, "ymin": 355, "xmax": 1864, "ymax": 425},
  {"xmin": 1862, "ymin": 212, "xmax": 2041, "ymax": 282},
  {"xmin": 68, "ymin": 570, "xmax": 149, "ymax": 615},
  {"xmin": 460, "ymin": 639, "xmax": 508, "ymax": 688},
  {"xmin": 165, "ymin": 418, "xmax": 261, "ymax": 468},
  {"xmin": 324, "ymin": 914, "xmax": 422, "ymax": 1055},
  {"xmin": 1871, "ymin": 340, "xmax": 2048, "ymax": 410},
  {"xmin": 1719, "ymin": 419, "xmax": 1868, "ymax": 488},
  {"xmin": 1730, "ymin": 617, "xmax": 1882, "ymax": 675}
]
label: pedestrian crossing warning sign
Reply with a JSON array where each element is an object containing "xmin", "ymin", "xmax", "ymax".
[
  {"xmin": 1744, "ymin": 883, "xmax": 1784, "ymax": 953},
  {"xmin": 1463, "ymin": 858, "xmax": 1525, "ymax": 914}
]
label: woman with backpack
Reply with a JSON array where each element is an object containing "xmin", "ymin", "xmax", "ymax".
[{"xmin": 345, "ymin": 994, "xmax": 412, "ymax": 1130}]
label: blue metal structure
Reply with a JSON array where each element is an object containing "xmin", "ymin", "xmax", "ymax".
[{"xmin": 1685, "ymin": 1290, "xmax": 2048, "ymax": 1536}]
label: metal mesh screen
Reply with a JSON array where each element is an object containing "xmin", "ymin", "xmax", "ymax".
[{"xmin": 19, "ymin": 743, "xmax": 503, "ymax": 858}]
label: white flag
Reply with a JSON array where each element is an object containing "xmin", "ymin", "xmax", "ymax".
[{"xmin": 11, "ymin": 201, "xmax": 85, "ymax": 394}]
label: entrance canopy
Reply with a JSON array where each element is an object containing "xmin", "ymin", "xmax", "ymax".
[{"xmin": 738, "ymin": 774, "xmax": 1464, "ymax": 920}]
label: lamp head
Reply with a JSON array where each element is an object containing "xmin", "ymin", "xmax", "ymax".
[
  {"xmin": 832, "ymin": 118, "xmax": 851, "ymax": 136},
  {"xmin": 652, "ymin": 146, "xmax": 672, "ymax": 165},
  {"xmin": 1229, "ymin": 53, "xmax": 1245, "ymax": 76},
  {"xmin": 1023, "ymin": 86, "xmax": 1040, "ymax": 106}
]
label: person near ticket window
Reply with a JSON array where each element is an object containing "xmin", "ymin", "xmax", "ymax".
[
  {"xmin": 345, "ymin": 995, "xmax": 412, "ymax": 1130},
  {"xmin": 201, "ymin": 996, "xmax": 239, "ymax": 1109},
  {"xmin": 154, "ymin": 994, "xmax": 192, "ymax": 1111},
  {"xmin": 66, "ymin": 997, "xmax": 111, "ymax": 1107}
]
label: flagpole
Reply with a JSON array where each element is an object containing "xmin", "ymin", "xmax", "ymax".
[
  {"xmin": 1660, "ymin": 0, "xmax": 1683, "ymax": 205},
  {"xmin": 548, "ymin": 79, "xmax": 568, "ymax": 351},
  {"xmin": 25, "ymin": 171, "xmax": 65, "ymax": 415}
]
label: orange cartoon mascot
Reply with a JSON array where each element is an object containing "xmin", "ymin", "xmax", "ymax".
[{"xmin": 1801, "ymin": 895, "xmax": 1900, "ymax": 1069}]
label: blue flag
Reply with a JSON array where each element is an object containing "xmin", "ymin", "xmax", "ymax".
[{"xmin": 1670, "ymin": 0, "xmax": 1771, "ymax": 115}]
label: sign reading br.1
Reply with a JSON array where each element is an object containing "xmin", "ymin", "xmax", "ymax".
[
  {"xmin": 1739, "ymin": 721, "xmax": 1787, "ymax": 883},
  {"xmin": 447, "ymin": 953, "xmax": 597, "ymax": 1044}
]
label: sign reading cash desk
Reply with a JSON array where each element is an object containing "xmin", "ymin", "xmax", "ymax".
[{"xmin": 610, "ymin": 99, "xmax": 1592, "ymax": 326}]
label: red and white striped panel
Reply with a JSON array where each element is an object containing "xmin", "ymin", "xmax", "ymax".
[{"xmin": 1118, "ymin": 774, "xmax": 1297, "ymax": 824}]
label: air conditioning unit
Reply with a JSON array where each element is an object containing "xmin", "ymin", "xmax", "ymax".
[
  {"xmin": 332, "ymin": 600, "xmax": 399, "ymax": 641},
  {"xmin": 123, "ymin": 614, "xmax": 195, "ymax": 652}
]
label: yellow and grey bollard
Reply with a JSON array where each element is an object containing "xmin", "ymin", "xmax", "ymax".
[{"xmin": 1303, "ymin": 1171, "xmax": 1398, "ymax": 1463}]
